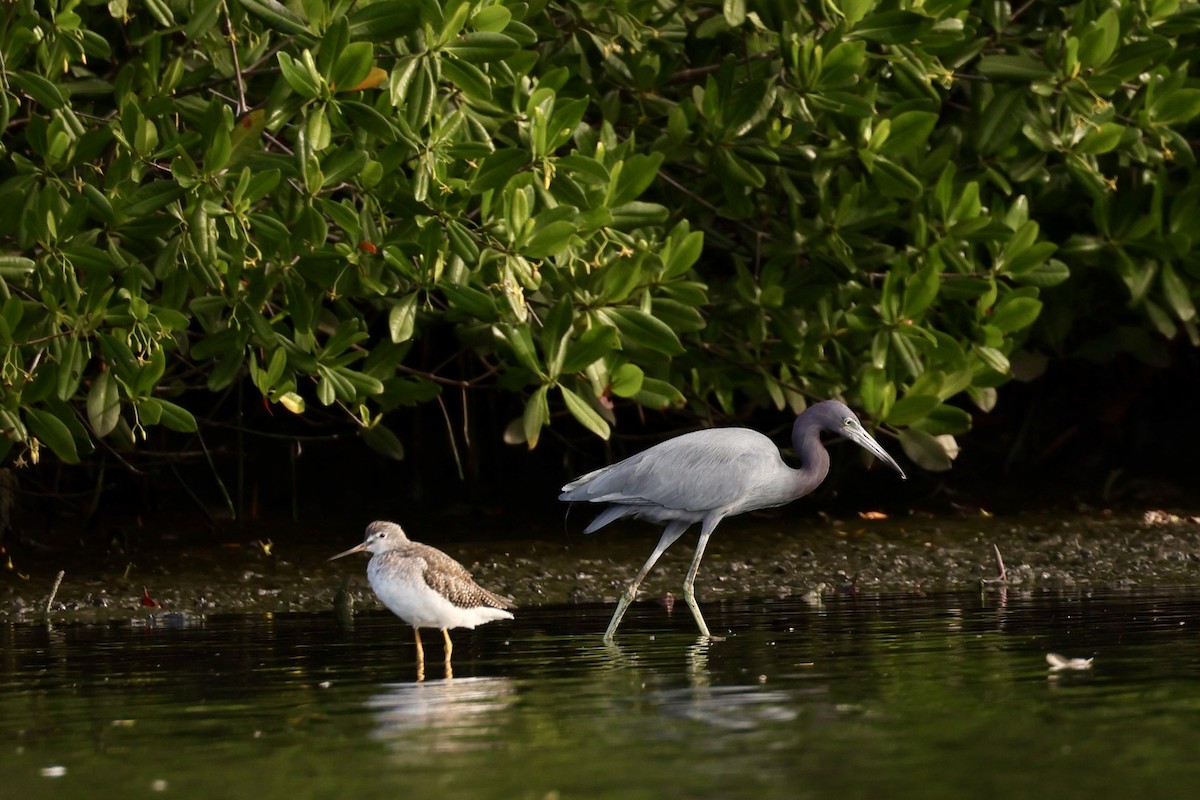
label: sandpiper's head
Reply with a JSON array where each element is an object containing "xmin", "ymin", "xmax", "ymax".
[{"xmin": 328, "ymin": 520, "xmax": 409, "ymax": 561}]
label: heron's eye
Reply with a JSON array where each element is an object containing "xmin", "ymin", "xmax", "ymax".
[{"xmin": 844, "ymin": 417, "xmax": 854, "ymax": 426}]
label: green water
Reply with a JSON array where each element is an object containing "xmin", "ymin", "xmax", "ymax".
[{"xmin": 4, "ymin": 589, "xmax": 1200, "ymax": 799}]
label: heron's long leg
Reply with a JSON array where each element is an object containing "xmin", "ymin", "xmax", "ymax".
[
  {"xmin": 604, "ymin": 520, "xmax": 690, "ymax": 641},
  {"xmin": 681, "ymin": 517, "xmax": 724, "ymax": 639}
]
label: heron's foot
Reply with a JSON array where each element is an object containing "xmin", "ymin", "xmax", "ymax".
[{"xmin": 681, "ymin": 586, "xmax": 716, "ymax": 640}]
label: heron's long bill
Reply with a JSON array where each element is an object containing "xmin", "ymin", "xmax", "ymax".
[
  {"xmin": 843, "ymin": 425, "xmax": 907, "ymax": 480},
  {"xmin": 328, "ymin": 541, "xmax": 370, "ymax": 561}
]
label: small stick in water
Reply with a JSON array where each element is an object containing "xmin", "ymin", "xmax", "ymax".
[
  {"xmin": 992, "ymin": 544, "xmax": 1007, "ymax": 582},
  {"xmin": 45, "ymin": 570, "xmax": 65, "ymax": 614}
]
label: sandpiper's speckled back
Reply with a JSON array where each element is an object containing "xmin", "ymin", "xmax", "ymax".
[{"xmin": 355, "ymin": 520, "xmax": 514, "ymax": 631}]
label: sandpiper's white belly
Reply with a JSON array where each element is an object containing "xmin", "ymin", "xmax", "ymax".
[{"xmin": 368, "ymin": 558, "xmax": 513, "ymax": 630}]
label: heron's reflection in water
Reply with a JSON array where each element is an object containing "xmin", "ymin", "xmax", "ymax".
[{"xmin": 367, "ymin": 676, "xmax": 517, "ymax": 754}]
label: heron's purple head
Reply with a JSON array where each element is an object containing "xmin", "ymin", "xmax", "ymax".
[{"xmin": 798, "ymin": 400, "xmax": 906, "ymax": 479}]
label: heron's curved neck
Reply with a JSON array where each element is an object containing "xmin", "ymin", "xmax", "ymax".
[{"xmin": 791, "ymin": 414, "xmax": 831, "ymax": 496}]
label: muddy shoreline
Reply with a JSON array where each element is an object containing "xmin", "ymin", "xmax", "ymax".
[{"xmin": 3, "ymin": 510, "xmax": 1198, "ymax": 624}]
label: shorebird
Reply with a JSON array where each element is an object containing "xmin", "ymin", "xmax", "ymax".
[{"xmin": 329, "ymin": 520, "xmax": 514, "ymax": 678}]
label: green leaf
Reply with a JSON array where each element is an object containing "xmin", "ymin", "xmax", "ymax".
[
  {"xmin": 524, "ymin": 220, "xmax": 577, "ymax": 258},
  {"xmin": 886, "ymin": 393, "xmax": 940, "ymax": 426},
  {"xmin": 388, "ymin": 292, "xmax": 419, "ymax": 342},
  {"xmin": 1152, "ymin": 89, "xmax": 1200, "ymax": 125},
  {"xmin": 334, "ymin": 366, "xmax": 385, "ymax": 397},
  {"xmin": 609, "ymin": 363, "xmax": 644, "ymax": 398},
  {"xmin": 609, "ymin": 153, "xmax": 665, "ymax": 205},
  {"xmin": 606, "ymin": 307, "xmax": 686, "ymax": 355},
  {"xmin": 859, "ymin": 368, "xmax": 890, "ymax": 420},
  {"xmin": 1078, "ymin": 9, "xmax": 1120, "ymax": 69},
  {"xmin": 153, "ymin": 399, "xmax": 199, "ymax": 432},
  {"xmin": 820, "ymin": 41, "xmax": 867, "ymax": 87},
  {"xmin": 440, "ymin": 57, "xmax": 492, "ymax": 101},
  {"xmin": 330, "ymin": 42, "xmax": 374, "ymax": 91},
  {"xmin": 974, "ymin": 344, "xmax": 1011, "ymax": 374},
  {"xmin": 87, "ymin": 369, "xmax": 121, "ymax": 437},
  {"xmin": 609, "ymin": 202, "xmax": 669, "ymax": 229},
  {"xmin": 473, "ymin": 5, "xmax": 512, "ymax": 32},
  {"xmin": 236, "ymin": 0, "xmax": 311, "ymax": 37},
  {"xmin": 902, "ymin": 265, "xmax": 940, "ymax": 319},
  {"xmin": 348, "ymin": 1, "xmax": 421, "ymax": 39},
  {"xmin": 1014, "ymin": 259, "xmax": 1071, "ymax": 288},
  {"xmin": 185, "ymin": 0, "xmax": 223, "ymax": 40},
  {"xmin": 723, "ymin": 0, "xmax": 746, "ymax": 27},
  {"xmin": 560, "ymin": 384, "xmax": 610, "ymax": 439},
  {"xmin": 898, "ymin": 429, "xmax": 956, "ymax": 471},
  {"xmin": 0, "ymin": 256, "xmax": 37, "ymax": 278},
  {"xmin": 1078, "ymin": 122, "xmax": 1125, "ymax": 155},
  {"xmin": 277, "ymin": 52, "xmax": 320, "ymax": 98},
  {"xmin": 472, "ymin": 149, "xmax": 529, "ymax": 193},
  {"xmin": 989, "ymin": 296, "xmax": 1043, "ymax": 333},
  {"xmin": 633, "ymin": 377, "xmax": 686, "ymax": 410},
  {"xmin": 880, "ymin": 111, "xmax": 939, "ymax": 158},
  {"xmin": 868, "ymin": 155, "xmax": 923, "ymax": 199},
  {"xmin": 837, "ymin": 0, "xmax": 875, "ymax": 25},
  {"xmin": 1162, "ymin": 263, "xmax": 1196, "ymax": 322},
  {"xmin": 556, "ymin": 154, "xmax": 610, "ymax": 184},
  {"xmin": 24, "ymin": 407, "xmax": 81, "ymax": 463},
  {"xmin": 546, "ymin": 97, "xmax": 589, "ymax": 151},
  {"xmin": 715, "ymin": 148, "xmax": 766, "ymax": 189},
  {"xmin": 443, "ymin": 284, "xmax": 499, "ymax": 320},
  {"xmin": 444, "ymin": 32, "xmax": 521, "ymax": 62},
  {"xmin": 501, "ymin": 324, "xmax": 542, "ymax": 376},
  {"xmin": 10, "ymin": 72, "xmax": 65, "ymax": 110},
  {"xmin": 361, "ymin": 422, "xmax": 406, "ymax": 460},
  {"xmin": 976, "ymin": 54, "xmax": 1055, "ymax": 81},
  {"xmin": 229, "ymin": 110, "xmax": 267, "ymax": 166},
  {"xmin": 522, "ymin": 385, "xmax": 549, "ymax": 447},
  {"xmin": 664, "ymin": 230, "xmax": 704, "ymax": 278},
  {"xmin": 849, "ymin": 11, "xmax": 931, "ymax": 44},
  {"xmin": 561, "ymin": 326, "xmax": 618, "ymax": 373},
  {"xmin": 121, "ymin": 182, "xmax": 186, "ymax": 218}
]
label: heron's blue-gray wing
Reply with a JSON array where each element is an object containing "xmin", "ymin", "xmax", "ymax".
[{"xmin": 562, "ymin": 428, "xmax": 784, "ymax": 512}]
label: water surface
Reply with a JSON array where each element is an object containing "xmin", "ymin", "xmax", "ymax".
[{"xmin": 4, "ymin": 588, "xmax": 1200, "ymax": 799}]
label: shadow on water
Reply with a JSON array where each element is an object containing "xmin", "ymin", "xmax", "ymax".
[{"xmin": 3, "ymin": 588, "xmax": 1200, "ymax": 799}]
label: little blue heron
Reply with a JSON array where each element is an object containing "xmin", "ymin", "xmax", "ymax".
[
  {"xmin": 329, "ymin": 521, "xmax": 514, "ymax": 677},
  {"xmin": 559, "ymin": 400, "xmax": 906, "ymax": 640}
]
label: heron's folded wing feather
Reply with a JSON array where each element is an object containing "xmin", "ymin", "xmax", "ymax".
[{"xmin": 565, "ymin": 428, "xmax": 784, "ymax": 512}]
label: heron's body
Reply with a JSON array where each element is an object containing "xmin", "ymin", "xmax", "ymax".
[
  {"xmin": 560, "ymin": 400, "xmax": 905, "ymax": 640},
  {"xmin": 329, "ymin": 521, "xmax": 513, "ymax": 676},
  {"xmin": 564, "ymin": 427, "xmax": 831, "ymax": 529}
]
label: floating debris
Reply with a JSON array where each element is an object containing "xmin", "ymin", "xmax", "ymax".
[
  {"xmin": 1143, "ymin": 510, "xmax": 1200, "ymax": 526},
  {"xmin": 1046, "ymin": 653, "xmax": 1094, "ymax": 671},
  {"xmin": 140, "ymin": 586, "xmax": 161, "ymax": 608}
]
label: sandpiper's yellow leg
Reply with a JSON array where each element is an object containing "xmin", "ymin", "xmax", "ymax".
[
  {"xmin": 413, "ymin": 628, "xmax": 425, "ymax": 681},
  {"xmin": 442, "ymin": 629, "xmax": 454, "ymax": 679}
]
